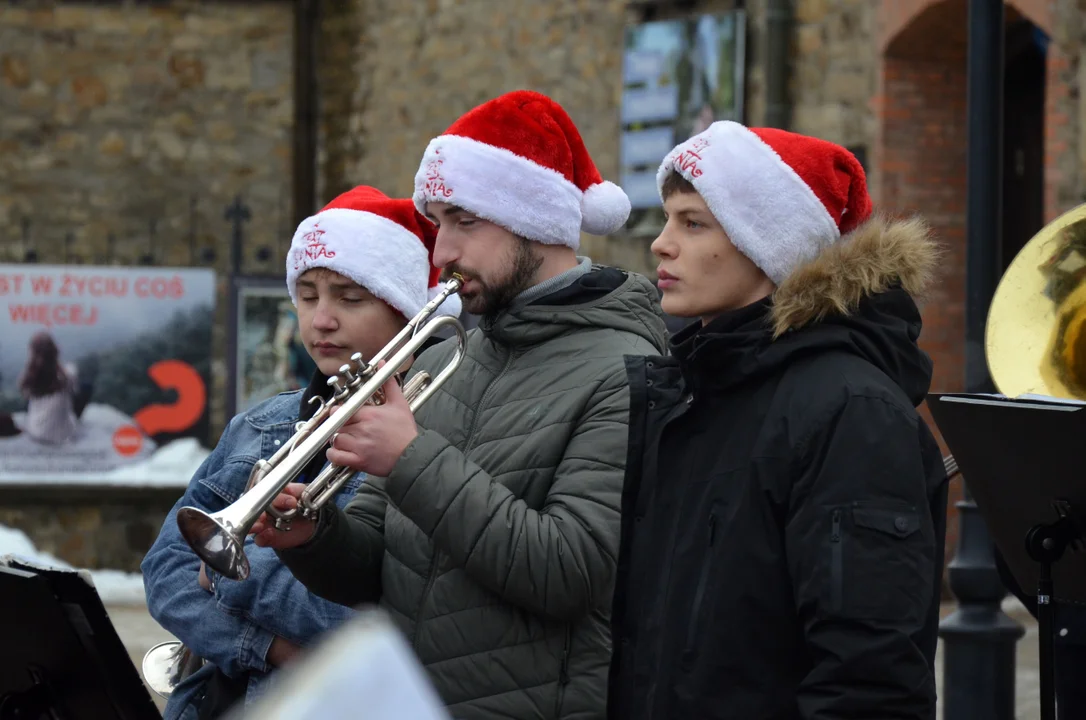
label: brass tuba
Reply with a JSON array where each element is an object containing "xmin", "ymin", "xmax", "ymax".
[
  {"xmin": 940, "ymin": 202, "xmax": 1086, "ymax": 481},
  {"xmin": 986, "ymin": 202, "xmax": 1086, "ymax": 401},
  {"xmin": 140, "ymin": 275, "xmax": 465, "ymax": 699}
]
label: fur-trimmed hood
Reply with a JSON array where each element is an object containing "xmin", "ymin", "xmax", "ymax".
[
  {"xmin": 769, "ymin": 214, "xmax": 941, "ymax": 338},
  {"xmin": 670, "ymin": 214, "xmax": 942, "ymax": 406}
]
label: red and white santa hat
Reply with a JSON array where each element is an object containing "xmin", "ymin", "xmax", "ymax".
[
  {"xmin": 657, "ymin": 121, "xmax": 873, "ymax": 284},
  {"xmin": 412, "ymin": 90, "xmax": 631, "ymax": 249},
  {"xmin": 286, "ymin": 186, "xmax": 461, "ymax": 319}
]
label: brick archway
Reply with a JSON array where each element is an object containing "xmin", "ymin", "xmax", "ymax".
[
  {"xmin": 875, "ymin": 0, "xmax": 971, "ymax": 397},
  {"xmin": 874, "ymin": 1, "xmax": 1064, "ymax": 396},
  {"xmin": 877, "ymin": 0, "xmax": 1052, "ymax": 52}
]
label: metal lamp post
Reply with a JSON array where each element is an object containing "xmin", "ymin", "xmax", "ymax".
[{"xmin": 937, "ymin": 1, "xmax": 1026, "ymax": 718}]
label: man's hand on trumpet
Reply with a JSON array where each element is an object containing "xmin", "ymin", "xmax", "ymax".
[
  {"xmin": 250, "ymin": 364, "xmax": 418, "ymax": 550},
  {"xmin": 326, "ymin": 362, "xmax": 419, "ymax": 478}
]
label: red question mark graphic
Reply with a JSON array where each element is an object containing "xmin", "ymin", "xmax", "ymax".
[{"xmin": 113, "ymin": 360, "xmax": 207, "ymax": 456}]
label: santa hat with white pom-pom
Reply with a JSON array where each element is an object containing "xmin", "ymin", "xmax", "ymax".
[{"xmin": 412, "ymin": 90, "xmax": 631, "ymax": 249}]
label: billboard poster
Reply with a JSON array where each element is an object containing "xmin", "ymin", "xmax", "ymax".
[
  {"xmin": 0, "ymin": 265, "xmax": 216, "ymax": 485},
  {"xmin": 620, "ymin": 10, "xmax": 746, "ymax": 234}
]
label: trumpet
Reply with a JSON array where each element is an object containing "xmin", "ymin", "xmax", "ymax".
[
  {"xmin": 141, "ymin": 276, "xmax": 465, "ymax": 698},
  {"xmin": 175, "ymin": 275, "xmax": 466, "ymax": 582}
]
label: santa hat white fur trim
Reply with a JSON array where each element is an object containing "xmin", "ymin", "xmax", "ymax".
[
  {"xmin": 412, "ymin": 135, "xmax": 629, "ymax": 247},
  {"xmin": 656, "ymin": 121, "xmax": 840, "ymax": 285},
  {"xmin": 286, "ymin": 207, "xmax": 461, "ymax": 320}
]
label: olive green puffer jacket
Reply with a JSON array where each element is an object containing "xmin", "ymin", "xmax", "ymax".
[{"xmin": 279, "ymin": 265, "xmax": 668, "ymax": 719}]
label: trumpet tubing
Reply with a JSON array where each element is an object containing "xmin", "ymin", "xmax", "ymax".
[{"xmin": 175, "ymin": 276, "xmax": 466, "ymax": 581}]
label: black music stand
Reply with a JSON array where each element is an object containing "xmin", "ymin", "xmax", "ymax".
[
  {"xmin": 0, "ymin": 556, "xmax": 162, "ymax": 720},
  {"xmin": 928, "ymin": 392, "xmax": 1086, "ymax": 720}
]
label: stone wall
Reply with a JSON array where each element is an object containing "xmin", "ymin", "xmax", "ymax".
[
  {"xmin": 790, "ymin": 0, "xmax": 877, "ymax": 166},
  {"xmin": 0, "ymin": 1, "xmax": 296, "ymax": 440},
  {"xmin": 316, "ymin": 0, "xmax": 659, "ymax": 274},
  {"xmin": 0, "ymin": 486, "xmax": 181, "ymax": 572}
]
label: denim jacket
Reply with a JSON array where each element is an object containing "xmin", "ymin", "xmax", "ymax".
[{"xmin": 141, "ymin": 389, "xmax": 362, "ymax": 719}]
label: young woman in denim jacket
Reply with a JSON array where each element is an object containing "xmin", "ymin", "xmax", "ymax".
[{"xmin": 141, "ymin": 187, "xmax": 462, "ymax": 719}]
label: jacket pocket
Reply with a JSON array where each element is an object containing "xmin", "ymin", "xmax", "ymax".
[
  {"xmin": 683, "ymin": 505, "xmax": 720, "ymax": 658},
  {"xmin": 828, "ymin": 502, "xmax": 934, "ymax": 625}
]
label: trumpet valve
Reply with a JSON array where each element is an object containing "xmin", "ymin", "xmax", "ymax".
[
  {"xmin": 350, "ymin": 352, "xmax": 374, "ymax": 375},
  {"xmin": 339, "ymin": 363, "xmax": 361, "ymax": 387},
  {"xmin": 326, "ymin": 375, "xmax": 349, "ymax": 400}
]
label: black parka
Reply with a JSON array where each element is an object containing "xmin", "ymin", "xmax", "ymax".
[{"xmin": 608, "ymin": 216, "xmax": 950, "ymax": 720}]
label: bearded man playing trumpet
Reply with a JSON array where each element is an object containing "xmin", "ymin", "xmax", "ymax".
[
  {"xmin": 141, "ymin": 187, "xmax": 459, "ymax": 718},
  {"xmin": 251, "ymin": 90, "xmax": 668, "ymax": 720}
]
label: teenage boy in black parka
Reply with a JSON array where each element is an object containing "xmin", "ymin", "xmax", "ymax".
[{"xmin": 607, "ymin": 122, "xmax": 950, "ymax": 720}]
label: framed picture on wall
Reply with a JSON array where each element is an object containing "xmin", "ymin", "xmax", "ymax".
[{"xmin": 227, "ymin": 276, "xmax": 317, "ymax": 420}]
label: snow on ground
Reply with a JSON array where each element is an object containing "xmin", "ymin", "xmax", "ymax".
[
  {"xmin": 0, "ymin": 402, "xmax": 208, "ymax": 487},
  {"xmin": 0, "ymin": 524, "xmax": 147, "ymax": 605}
]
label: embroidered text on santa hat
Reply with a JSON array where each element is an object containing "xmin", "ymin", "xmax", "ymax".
[{"xmin": 294, "ymin": 223, "xmax": 335, "ymax": 269}]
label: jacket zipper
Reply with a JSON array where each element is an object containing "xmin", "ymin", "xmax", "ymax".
[
  {"xmin": 830, "ymin": 509, "xmax": 842, "ymax": 613},
  {"xmin": 683, "ymin": 511, "xmax": 717, "ymax": 655},
  {"xmin": 412, "ymin": 348, "xmax": 517, "ymax": 653}
]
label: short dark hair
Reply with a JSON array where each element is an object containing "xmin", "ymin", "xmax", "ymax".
[{"xmin": 660, "ymin": 170, "xmax": 697, "ymax": 201}]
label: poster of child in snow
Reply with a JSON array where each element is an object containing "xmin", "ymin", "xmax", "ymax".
[{"xmin": 0, "ymin": 265, "xmax": 215, "ymax": 485}]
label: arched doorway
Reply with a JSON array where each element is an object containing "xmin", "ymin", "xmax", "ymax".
[
  {"xmin": 877, "ymin": 0, "xmax": 1049, "ymax": 393},
  {"xmin": 1001, "ymin": 18, "xmax": 1047, "ymax": 272}
]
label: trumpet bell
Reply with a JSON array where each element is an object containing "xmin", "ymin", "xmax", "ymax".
[
  {"xmin": 176, "ymin": 506, "xmax": 251, "ymax": 580},
  {"xmin": 986, "ymin": 202, "xmax": 1086, "ymax": 399}
]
